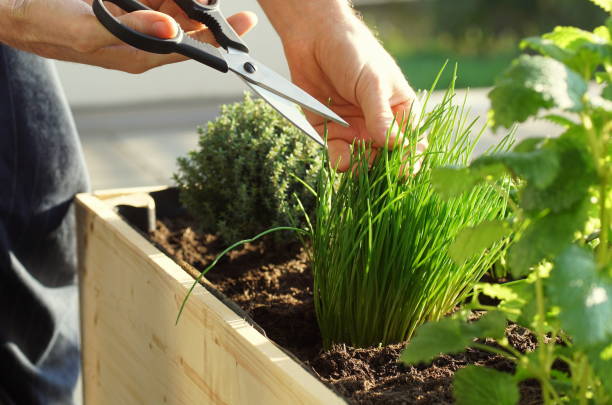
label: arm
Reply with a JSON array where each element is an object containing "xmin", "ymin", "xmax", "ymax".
[
  {"xmin": 0, "ymin": 0, "xmax": 256, "ymax": 73},
  {"xmin": 258, "ymin": 0, "xmax": 419, "ymax": 171}
]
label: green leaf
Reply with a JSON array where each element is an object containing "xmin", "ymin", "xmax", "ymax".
[
  {"xmin": 431, "ymin": 167, "xmax": 477, "ymax": 199},
  {"xmin": 488, "ymin": 55, "xmax": 589, "ymax": 129},
  {"xmin": 478, "ymin": 282, "xmax": 534, "ymax": 322},
  {"xmin": 473, "ymin": 147, "xmax": 560, "ymax": 190},
  {"xmin": 512, "ymin": 137, "xmax": 547, "ymax": 153},
  {"xmin": 520, "ymin": 131, "xmax": 595, "ymax": 213},
  {"xmin": 586, "ymin": 341, "xmax": 612, "ymax": 394},
  {"xmin": 520, "ymin": 37, "xmax": 572, "ymax": 61},
  {"xmin": 453, "ymin": 366, "xmax": 519, "ymax": 405},
  {"xmin": 548, "ymin": 245, "xmax": 612, "ymax": 345},
  {"xmin": 431, "ymin": 164, "xmax": 506, "ymax": 199},
  {"xmin": 589, "ymin": 0, "xmax": 612, "ymax": 13},
  {"xmin": 544, "ymin": 26, "xmax": 602, "ymax": 50},
  {"xmin": 508, "ymin": 198, "xmax": 589, "ymax": 277},
  {"xmin": 401, "ymin": 311, "xmax": 507, "ymax": 364},
  {"xmin": 543, "ymin": 114, "xmax": 578, "ymax": 128},
  {"xmin": 603, "ymin": 84, "xmax": 612, "ymax": 101},
  {"xmin": 541, "ymin": 26, "xmax": 612, "ymax": 74},
  {"xmin": 450, "ymin": 220, "xmax": 512, "ymax": 263}
]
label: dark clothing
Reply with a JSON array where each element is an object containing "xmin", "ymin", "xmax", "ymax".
[{"xmin": 0, "ymin": 44, "xmax": 89, "ymax": 404}]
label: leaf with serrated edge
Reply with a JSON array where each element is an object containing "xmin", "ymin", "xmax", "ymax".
[
  {"xmin": 508, "ymin": 198, "xmax": 589, "ymax": 277},
  {"xmin": 473, "ymin": 147, "xmax": 560, "ymax": 190},
  {"xmin": 589, "ymin": 0, "xmax": 612, "ymax": 13},
  {"xmin": 478, "ymin": 282, "xmax": 532, "ymax": 321},
  {"xmin": 450, "ymin": 220, "xmax": 511, "ymax": 263},
  {"xmin": 488, "ymin": 55, "xmax": 588, "ymax": 129},
  {"xmin": 454, "ymin": 366, "xmax": 519, "ymax": 405},
  {"xmin": 543, "ymin": 114, "xmax": 578, "ymax": 128},
  {"xmin": 521, "ymin": 37, "xmax": 572, "ymax": 62},
  {"xmin": 431, "ymin": 167, "xmax": 477, "ymax": 200},
  {"xmin": 548, "ymin": 245, "xmax": 612, "ymax": 345},
  {"xmin": 401, "ymin": 311, "xmax": 507, "ymax": 364},
  {"xmin": 520, "ymin": 133, "xmax": 595, "ymax": 213}
]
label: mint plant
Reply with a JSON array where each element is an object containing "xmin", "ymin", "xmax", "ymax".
[{"xmin": 402, "ymin": 1, "xmax": 612, "ymax": 403}]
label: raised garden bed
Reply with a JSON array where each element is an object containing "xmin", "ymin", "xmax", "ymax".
[
  {"xmin": 76, "ymin": 186, "xmax": 345, "ymax": 405},
  {"xmin": 77, "ymin": 186, "xmax": 541, "ymax": 404}
]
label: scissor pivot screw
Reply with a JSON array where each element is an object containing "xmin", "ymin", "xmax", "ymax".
[{"xmin": 244, "ymin": 62, "xmax": 257, "ymax": 74}]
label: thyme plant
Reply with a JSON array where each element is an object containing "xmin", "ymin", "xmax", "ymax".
[
  {"xmin": 402, "ymin": 1, "xmax": 612, "ymax": 403},
  {"xmin": 310, "ymin": 77, "xmax": 512, "ymax": 348},
  {"xmin": 174, "ymin": 93, "xmax": 321, "ymax": 244}
]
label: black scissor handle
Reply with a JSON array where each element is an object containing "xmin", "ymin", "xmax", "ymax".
[
  {"xmin": 174, "ymin": 0, "xmax": 249, "ymax": 53},
  {"xmin": 92, "ymin": 0, "xmax": 229, "ymax": 72}
]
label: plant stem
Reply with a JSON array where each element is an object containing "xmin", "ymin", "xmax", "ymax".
[
  {"xmin": 534, "ymin": 274, "xmax": 554, "ymax": 404},
  {"xmin": 600, "ymin": 175, "xmax": 609, "ymax": 265},
  {"xmin": 471, "ymin": 343, "xmax": 519, "ymax": 361},
  {"xmin": 577, "ymin": 353, "xmax": 589, "ymax": 405},
  {"xmin": 581, "ymin": 111, "xmax": 610, "ymax": 266}
]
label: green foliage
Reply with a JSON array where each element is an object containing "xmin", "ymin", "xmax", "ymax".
[
  {"xmin": 454, "ymin": 366, "xmax": 520, "ymax": 405},
  {"xmin": 403, "ymin": 2, "xmax": 612, "ymax": 403},
  {"xmin": 174, "ymin": 93, "xmax": 321, "ymax": 244},
  {"xmin": 590, "ymin": 0, "xmax": 612, "ymax": 12},
  {"xmin": 548, "ymin": 245, "xmax": 612, "ymax": 345},
  {"xmin": 310, "ymin": 81, "xmax": 512, "ymax": 348},
  {"xmin": 400, "ymin": 311, "xmax": 507, "ymax": 364},
  {"xmin": 449, "ymin": 220, "xmax": 512, "ymax": 263},
  {"xmin": 488, "ymin": 55, "xmax": 588, "ymax": 128}
]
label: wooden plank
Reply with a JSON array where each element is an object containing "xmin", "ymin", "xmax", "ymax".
[
  {"xmin": 92, "ymin": 185, "xmax": 168, "ymax": 200},
  {"xmin": 76, "ymin": 191, "xmax": 345, "ymax": 405}
]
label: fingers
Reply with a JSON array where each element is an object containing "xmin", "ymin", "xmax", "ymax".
[
  {"xmin": 327, "ymin": 139, "xmax": 352, "ymax": 172},
  {"xmin": 72, "ymin": 10, "xmax": 177, "ymax": 53},
  {"xmin": 356, "ymin": 72, "xmax": 398, "ymax": 148},
  {"xmin": 67, "ymin": 9, "xmax": 257, "ymax": 73},
  {"xmin": 189, "ymin": 11, "xmax": 258, "ymax": 46}
]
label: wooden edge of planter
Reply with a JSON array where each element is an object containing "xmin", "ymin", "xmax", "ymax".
[{"xmin": 76, "ymin": 189, "xmax": 346, "ymax": 405}]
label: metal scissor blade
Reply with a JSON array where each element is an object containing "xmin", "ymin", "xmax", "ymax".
[
  {"xmin": 225, "ymin": 50, "xmax": 349, "ymax": 128},
  {"xmin": 242, "ymin": 79, "xmax": 325, "ymax": 147}
]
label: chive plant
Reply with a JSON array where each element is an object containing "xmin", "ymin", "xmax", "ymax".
[{"xmin": 309, "ymin": 80, "xmax": 513, "ymax": 348}]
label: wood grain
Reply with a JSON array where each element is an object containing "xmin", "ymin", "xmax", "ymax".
[{"xmin": 76, "ymin": 190, "xmax": 345, "ymax": 405}]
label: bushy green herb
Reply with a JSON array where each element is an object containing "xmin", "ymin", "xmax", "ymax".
[
  {"xmin": 402, "ymin": 2, "xmax": 612, "ymax": 403},
  {"xmin": 174, "ymin": 93, "xmax": 321, "ymax": 244},
  {"xmin": 310, "ymin": 74, "xmax": 513, "ymax": 348}
]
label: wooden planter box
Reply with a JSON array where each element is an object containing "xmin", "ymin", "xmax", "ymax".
[{"xmin": 76, "ymin": 187, "xmax": 346, "ymax": 405}]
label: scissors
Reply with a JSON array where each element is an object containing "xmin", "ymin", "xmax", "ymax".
[{"xmin": 92, "ymin": 0, "xmax": 349, "ymax": 146}]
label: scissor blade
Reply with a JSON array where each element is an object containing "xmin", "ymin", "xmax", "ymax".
[
  {"xmin": 225, "ymin": 50, "xmax": 349, "ymax": 128},
  {"xmin": 242, "ymin": 79, "xmax": 325, "ymax": 147}
]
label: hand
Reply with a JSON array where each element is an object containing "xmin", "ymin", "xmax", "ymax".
[
  {"xmin": 0, "ymin": 0, "xmax": 257, "ymax": 73},
  {"xmin": 259, "ymin": 2, "xmax": 420, "ymax": 171}
]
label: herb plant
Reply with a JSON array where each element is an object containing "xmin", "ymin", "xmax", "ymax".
[
  {"xmin": 174, "ymin": 93, "xmax": 321, "ymax": 244},
  {"xmin": 402, "ymin": 1, "xmax": 612, "ymax": 403},
  {"xmin": 310, "ymin": 73, "xmax": 513, "ymax": 348}
]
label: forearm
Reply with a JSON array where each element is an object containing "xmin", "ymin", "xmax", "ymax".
[
  {"xmin": 0, "ymin": 2, "xmax": 18, "ymax": 43},
  {"xmin": 257, "ymin": 0, "xmax": 360, "ymax": 42}
]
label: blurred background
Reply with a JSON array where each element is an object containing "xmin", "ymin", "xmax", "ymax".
[{"xmin": 58, "ymin": 0, "xmax": 608, "ymax": 190}]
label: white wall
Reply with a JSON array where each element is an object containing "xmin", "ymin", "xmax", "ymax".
[{"xmin": 56, "ymin": 0, "xmax": 288, "ymax": 108}]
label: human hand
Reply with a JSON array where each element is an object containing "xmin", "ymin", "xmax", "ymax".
[
  {"xmin": 0, "ymin": 0, "xmax": 257, "ymax": 73},
  {"xmin": 258, "ymin": 1, "xmax": 421, "ymax": 172}
]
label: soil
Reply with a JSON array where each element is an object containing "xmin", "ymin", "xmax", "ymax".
[{"xmin": 148, "ymin": 215, "xmax": 543, "ymax": 405}]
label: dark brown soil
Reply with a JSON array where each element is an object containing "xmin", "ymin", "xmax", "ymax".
[{"xmin": 149, "ymin": 216, "xmax": 543, "ymax": 405}]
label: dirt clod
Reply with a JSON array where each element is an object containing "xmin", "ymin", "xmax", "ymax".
[{"xmin": 149, "ymin": 216, "xmax": 543, "ymax": 404}]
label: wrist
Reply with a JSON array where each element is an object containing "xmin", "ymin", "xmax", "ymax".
[{"xmin": 257, "ymin": 0, "xmax": 359, "ymax": 43}]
